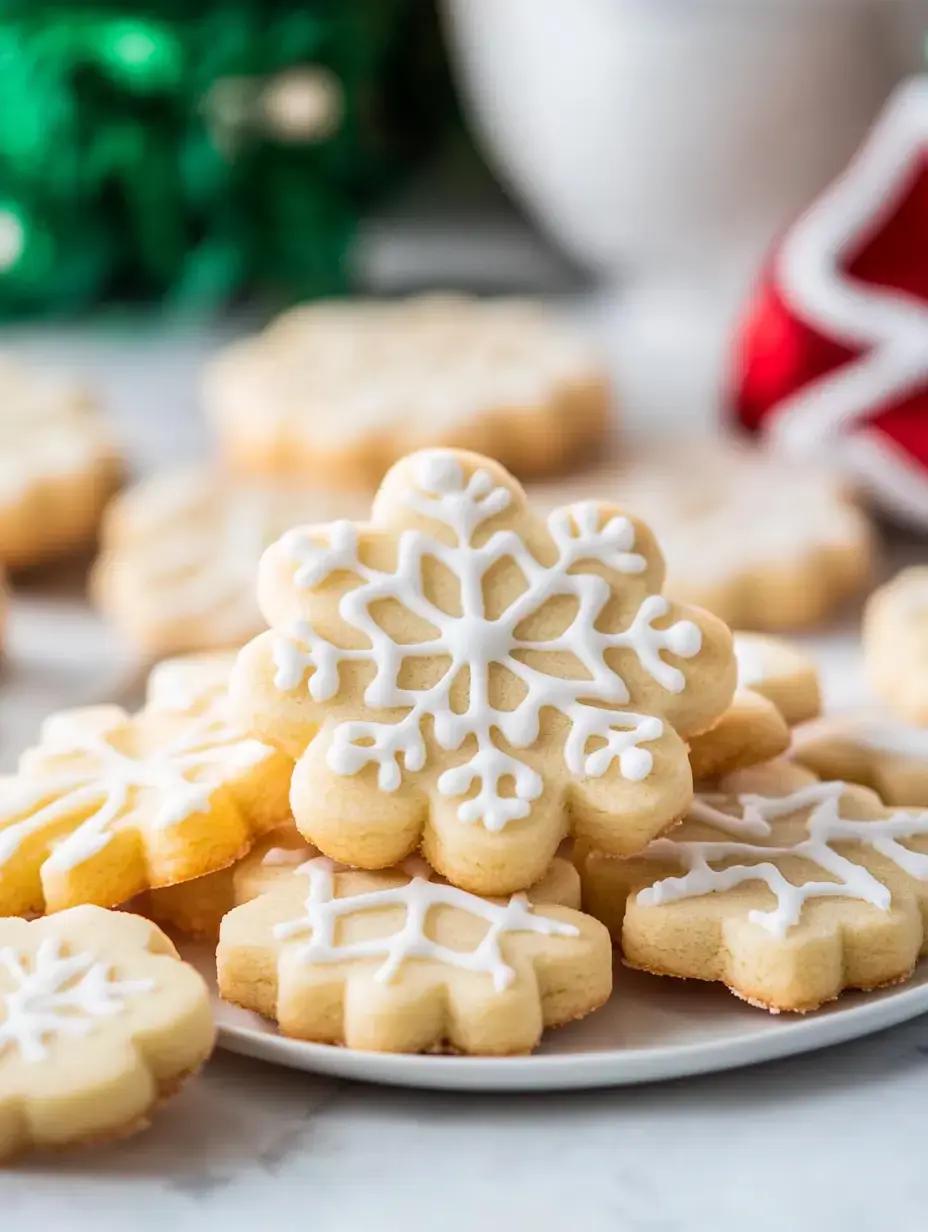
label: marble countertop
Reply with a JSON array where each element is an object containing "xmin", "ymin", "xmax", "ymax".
[{"xmin": 2, "ymin": 317, "xmax": 926, "ymax": 1232}]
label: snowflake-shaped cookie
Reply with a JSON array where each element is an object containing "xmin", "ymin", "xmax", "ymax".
[
  {"xmin": 579, "ymin": 764, "xmax": 928, "ymax": 1011},
  {"xmin": 203, "ymin": 294, "xmax": 609, "ymax": 488},
  {"xmin": 532, "ymin": 441, "xmax": 873, "ymax": 631},
  {"xmin": 0, "ymin": 691, "xmax": 292, "ymax": 916},
  {"xmin": 232, "ymin": 448, "xmax": 736, "ymax": 894},
  {"xmin": 0, "ymin": 907, "xmax": 214, "ymax": 1158},
  {"xmin": 792, "ymin": 713, "xmax": 928, "ymax": 808},
  {"xmin": 218, "ymin": 857, "xmax": 611, "ymax": 1054},
  {"xmin": 0, "ymin": 358, "xmax": 119, "ymax": 568},
  {"xmin": 92, "ymin": 466, "xmax": 368, "ymax": 655}
]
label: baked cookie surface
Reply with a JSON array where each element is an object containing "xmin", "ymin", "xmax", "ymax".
[{"xmin": 203, "ymin": 295, "xmax": 610, "ymax": 488}]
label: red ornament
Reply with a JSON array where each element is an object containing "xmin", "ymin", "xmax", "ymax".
[{"xmin": 730, "ymin": 77, "xmax": 928, "ymax": 528}]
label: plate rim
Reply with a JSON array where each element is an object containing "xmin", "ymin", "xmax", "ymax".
[{"xmin": 212, "ymin": 971, "xmax": 928, "ymax": 1092}]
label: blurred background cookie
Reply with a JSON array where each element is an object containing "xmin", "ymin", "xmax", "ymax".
[{"xmin": 202, "ymin": 295, "xmax": 611, "ymax": 489}]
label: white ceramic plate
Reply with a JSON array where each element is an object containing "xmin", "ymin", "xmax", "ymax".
[{"xmin": 189, "ymin": 948, "xmax": 928, "ymax": 1092}]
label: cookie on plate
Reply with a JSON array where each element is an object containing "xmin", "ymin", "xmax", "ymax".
[
  {"xmin": 0, "ymin": 906, "xmax": 214, "ymax": 1159},
  {"xmin": 218, "ymin": 856, "xmax": 611, "ymax": 1055},
  {"xmin": 202, "ymin": 294, "xmax": 611, "ymax": 489},
  {"xmin": 0, "ymin": 358, "xmax": 119, "ymax": 569},
  {"xmin": 145, "ymin": 827, "xmax": 582, "ymax": 941},
  {"xmin": 792, "ymin": 714, "xmax": 928, "ymax": 808},
  {"xmin": 232, "ymin": 448, "xmax": 736, "ymax": 895},
  {"xmin": 687, "ymin": 633, "xmax": 820, "ymax": 781},
  {"xmin": 0, "ymin": 687, "xmax": 292, "ymax": 916},
  {"xmin": 92, "ymin": 467, "xmax": 368, "ymax": 655},
  {"xmin": 532, "ymin": 441, "xmax": 873, "ymax": 631},
  {"xmin": 864, "ymin": 567, "xmax": 928, "ymax": 724},
  {"xmin": 578, "ymin": 763, "xmax": 928, "ymax": 1012}
]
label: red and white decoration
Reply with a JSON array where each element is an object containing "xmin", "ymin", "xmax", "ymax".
[{"xmin": 731, "ymin": 77, "xmax": 928, "ymax": 529}]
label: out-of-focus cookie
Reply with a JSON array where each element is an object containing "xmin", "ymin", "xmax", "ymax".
[
  {"xmin": 0, "ymin": 359, "xmax": 119, "ymax": 569},
  {"xmin": 0, "ymin": 906, "xmax": 214, "ymax": 1160},
  {"xmin": 202, "ymin": 295, "xmax": 611, "ymax": 489},
  {"xmin": 864, "ymin": 567, "xmax": 928, "ymax": 724},
  {"xmin": 578, "ymin": 763, "xmax": 928, "ymax": 1013},
  {"xmin": 792, "ymin": 714, "xmax": 928, "ymax": 808},
  {"xmin": 232, "ymin": 447, "xmax": 736, "ymax": 895},
  {"xmin": 0, "ymin": 689, "xmax": 292, "ymax": 916},
  {"xmin": 218, "ymin": 856, "xmax": 611, "ymax": 1055},
  {"xmin": 92, "ymin": 467, "xmax": 368, "ymax": 656},
  {"xmin": 732, "ymin": 632, "xmax": 821, "ymax": 726},
  {"xmin": 533, "ymin": 441, "xmax": 873, "ymax": 631},
  {"xmin": 687, "ymin": 633, "xmax": 820, "ymax": 781}
]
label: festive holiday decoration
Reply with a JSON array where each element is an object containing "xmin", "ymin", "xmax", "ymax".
[
  {"xmin": 731, "ymin": 77, "xmax": 928, "ymax": 528},
  {"xmin": 0, "ymin": 2, "xmax": 453, "ymax": 313}
]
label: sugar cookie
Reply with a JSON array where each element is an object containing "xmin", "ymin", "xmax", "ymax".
[
  {"xmin": 0, "ymin": 359, "xmax": 119, "ymax": 569},
  {"xmin": 0, "ymin": 906, "xmax": 214, "ymax": 1159},
  {"xmin": 579, "ymin": 763, "xmax": 928, "ymax": 1012},
  {"xmin": 687, "ymin": 689, "xmax": 790, "ymax": 783},
  {"xmin": 146, "ymin": 826, "xmax": 581, "ymax": 940},
  {"xmin": 92, "ymin": 467, "xmax": 368, "ymax": 655},
  {"xmin": 232, "ymin": 448, "xmax": 736, "ymax": 895},
  {"xmin": 533, "ymin": 442, "xmax": 873, "ymax": 631},
  {"xmin": 732, "ymin": 632, "xmax": 821, "ymax": 726},
  {"xmin": 686, "ymin": 633, "xmax": 820, "ymax": 781},
  {"xmin": 203, "ymin": 295, "xmax": 610, "ymax": 489},
  {"xmin": 218, "ymin": 857, "xmax": 611, "ymax": 1054},
  {"xmin": 792, "ymin": 714, "xmax": 928, "ymax": 808},
  {"xmin": 0, "ymin": 691, "xmax": 292, "ymax": 916},
  {"xmin": 864, "ymin": 567, "xmax": 928, "ymax": 724}
]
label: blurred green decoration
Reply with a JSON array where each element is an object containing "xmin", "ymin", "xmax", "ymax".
[{"xmin": 0, "ymin": 1, "xmax": 456, "ymax": 314}]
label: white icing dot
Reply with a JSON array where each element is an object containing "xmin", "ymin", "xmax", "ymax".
[{"xmin": 415, "ymin": 450, "xmax": 464, "ymax": 495}]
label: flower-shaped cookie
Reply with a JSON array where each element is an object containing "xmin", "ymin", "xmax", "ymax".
[
  {"xmin": 579, "ymin": 764, "xmax": 928, "ymax": 1012},
  {"xmin": 0, "ymin": 358, "xmax": 119, "ymax": 568},
  {"xmin": 0, "ymin": 693, "xmax": 292, "ymax": 916},
  {"xmin": 218, "ymin": 857, "xmax": 610, "ymax": 1054},
  {"xmin": 686, "ymin": 632, "xmax": 820, "ymax": 781},
  {"xmin": 203, "ymin": 294, "xmax": 610, "ymax": 489},
  {"xmin": 792, "ymin": 714, "xmax": 928, "ymax": 807},
  {"xmin": 92, "ymin": 467, "xmax": 368, "ymax": 655},
  {"xmin": 0, "ymin": 907, "xmax": 214, "ymax": 1158},
  {"xmin": 232, "ymin": 448, "xmax": 736, "ymax": 894}
]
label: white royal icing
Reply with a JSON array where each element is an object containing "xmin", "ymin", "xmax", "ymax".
[
  {"xmin": 636, "ymin": 782, "xmax": 928, "ymax": 938},
  {"xmin": 274, "ymin": 857, "xmax": 579, "ymax": 992},
  {"xmin": 272, "ymin": 451, "xmax": 702, "ymax": 830},
  {"xmin": 0, "ymin": 707, "xmax": 272, "ymax": 874},
  {"xmin": 0, "ymin": 937, "xmax": 154, "ymax": 1063}
]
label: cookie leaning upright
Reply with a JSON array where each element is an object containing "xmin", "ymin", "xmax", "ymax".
[
  {"xmin": 864, "ymin": 567, "xmax": 928, "ymax": 724},
  {"xmin": 231, "ymin": 448, "xmax": 736, "ymax": 895},
  {"xmin": 0, "ymin": 657, "xmax": 293, "ymax": 916},
  {"xmin": 0, "ymin": 358, "xmax": 119, "ymax": 568},
  {"xmin": 202, "ymin": 295, "xmax": 610, "ymax": 488}
]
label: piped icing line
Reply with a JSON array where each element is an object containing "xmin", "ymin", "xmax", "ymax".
[
  {"xmin": 0, "ymin": 938, "xmax": 154, "ymax": 1063},
  {"xmin": 272, "ymin": 451, "xmax": 702, "ymax": 830},
  {"xmin": 0, "ymin": 709, "xmax": 273, "ymax": 874},
  {"xmin": 636, "ymin": 782, "xmax": 928, "ymax": 938},
  {"xmin": 275, "ymin": 856, "xmax": 579, "ymax": 992}
]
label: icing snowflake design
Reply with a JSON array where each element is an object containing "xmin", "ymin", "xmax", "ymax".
[
  {"xmin": 275, "ymin": 857, "xmax": 579, "ymax": 991},
  {"xmin": 0, "ymin": 938, "xmax": 153, "ymax": 1063},
  {"xmin": 0, "ymin": 707, "xmax": 272, "ymax": 876},
  {"xmin": 272, "ymin": 450, "xmax": 702, "ymax": 831},
  {"xmin": 637, "ymin": 782, "xmax": 928, "ymax": 938}
]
